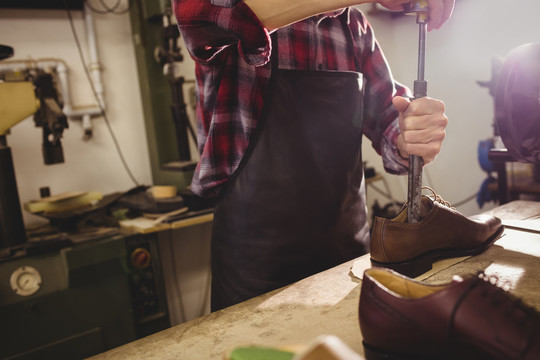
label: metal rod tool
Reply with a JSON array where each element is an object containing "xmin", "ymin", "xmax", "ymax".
[{"xmin": 404, "ymin": 1, "xmax": 429, "ymax": 223}]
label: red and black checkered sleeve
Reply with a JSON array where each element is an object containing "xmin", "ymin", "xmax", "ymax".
[
  {"xmin": 172, "ymin": 0, "xmax": 271, "ymax": 66},
  {"xmin": 349, "ymin": 9, "xmax": 411, "ymax": 174}
]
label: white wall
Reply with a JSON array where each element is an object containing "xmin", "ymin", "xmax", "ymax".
[
  {"xmin": 358, "ymin": 0, "xmax": 540, "ymax": 216},
  {"xmin": 4, "ymin": 0, "xmax": 537, "ymax": 230},
  {"xmin": 0, "ymin": 4, "xmax": 152, "ymax": 227}
]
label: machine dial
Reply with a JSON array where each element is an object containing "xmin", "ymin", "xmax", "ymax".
[
  {"xmin": 131, "ymin": 247, "xmax": 152, "ymax": 269},
  {"xmin": 10, "ymin": 266, "xmax": 42, "ymax": 296}
]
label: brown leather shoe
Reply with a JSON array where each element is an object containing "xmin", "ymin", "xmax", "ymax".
[
  {"xmin": 359, "ymin": 268, "xmax": 540, "ymax": 360},
  {"xmin": 370, "ymin": 190, "xmax": 504, "ymax": 277}
]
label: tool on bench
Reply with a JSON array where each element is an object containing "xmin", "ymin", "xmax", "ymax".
[{"xmin": 404, "ymin": 0, "xmax": 429, "ymax": 223}]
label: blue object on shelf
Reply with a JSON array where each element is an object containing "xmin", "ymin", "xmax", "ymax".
[
  {"xmin": 477, "ymin": 176, "xmax": 497, "ymax": 208},
  {"xmin": 478, "ymin": 139, "xmax": 495, "ymax": 173}
]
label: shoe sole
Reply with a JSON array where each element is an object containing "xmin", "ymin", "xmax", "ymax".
[
  {"xmin": 363, "ymin": 341, "xmax": 496, "ymax": 360},
  {"xmin": 370, "ymin": 225, "xmax": 505, "ymax": 278},
  {"xmin": 363, "ymin": 342, "xmax": 427, "ymax": 360}
]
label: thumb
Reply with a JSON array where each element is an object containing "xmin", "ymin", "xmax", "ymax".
[{"xmin": 392, "ymin": 96, "xmax": 410, "ymax": 113}]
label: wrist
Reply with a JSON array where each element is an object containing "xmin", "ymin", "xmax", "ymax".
[{"xmin": 243, "ymin": 0, "xmax": 359, "ymax": 30}]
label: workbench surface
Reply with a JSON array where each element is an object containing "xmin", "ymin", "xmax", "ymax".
[{"xmin": 90, "ymin": 201, "xmax": 540, "ymax": 359}]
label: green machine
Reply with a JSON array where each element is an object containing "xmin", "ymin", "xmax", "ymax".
[
  {"xmin": 0, "ymin": 47, "xmax": 135, "ymax": 359},
  {"xmin": 0, "ymin": 0, "xmax": 184, "ymax": 355},
  {"xmin": 0, "ymin": 236, "xmax": 137, "ymax": 359}
]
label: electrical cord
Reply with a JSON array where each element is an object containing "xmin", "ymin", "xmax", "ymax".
[
  {"xmin": 64, "ymin": 1, "xmax": 140, "ymax": 186},
  {"xmin": 198, "ymin": 266, "xmax": 211, "ymax": 317},
  {"xmin": 167, "ymin": 229, "xmax": 212, "ymax": 322},
  {"xmin": 368, "ymin": 182, "xmax": 399, "ymax": 202},
  {"xmin": 167, "ymin": 231, "xmax": 187, "ymax": 324},
  {"xmin": 73, "ymin": 1, "xmax": 211, "ymax": 319},
  {"xmin": 366, "ymin": 170, "xmax": 403, "ymax": 205},
  {"xmin": 85, "ymin": 0, "xmax": 131, "ymax": 15},
  {"xmin": 423, "ymin": 167, "xmax": 477, "ymax": 207},
  {"xmin": 452, "ymin": 193, "xmax": 477, "ymax": 208}
]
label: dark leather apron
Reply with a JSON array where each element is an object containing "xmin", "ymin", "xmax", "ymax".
[{"xmin": 210, "ymin": 66, "xmax": 369, "ymax": 311}]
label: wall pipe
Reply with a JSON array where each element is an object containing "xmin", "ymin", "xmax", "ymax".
[
  {"xmin": 83, "ymin": 1, "xmax": 105, "ymax": 111},
  {"xmin": 0, "ymin": 4, "xmax": 106, "ymax": 140}
]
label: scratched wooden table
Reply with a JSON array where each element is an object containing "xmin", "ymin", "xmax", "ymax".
[{"xmin": 90, "ymin": 201, "xmax": 540, "ymax": 360}]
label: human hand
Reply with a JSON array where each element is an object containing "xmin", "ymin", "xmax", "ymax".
[
  {"xmin": 377, "ymin": 0, "xmax": 455, "ymax": 31},
  {"xmin": 393, "ymin": 96, "xmax": 448, "ymax": 165}
]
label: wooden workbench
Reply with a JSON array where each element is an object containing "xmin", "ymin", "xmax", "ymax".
[{"xmin": 90, "ymin": 201, "xmax": 540, "ymax": 359}]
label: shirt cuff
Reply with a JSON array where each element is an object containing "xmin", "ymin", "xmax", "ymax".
[
  {"xmin": 175, "ymin": 1, "xmax": 271, "ymax": 66},
  {"xmin": 381, "ymin": 118, "xmax": 409, "ymax": 175},
  {"xmin": 211, "ymin": 0, "xmax": 241, "ymax": 6},
  {"xmin": 233, "ymin": 2, "xmax": 271, "ymax": 66}
]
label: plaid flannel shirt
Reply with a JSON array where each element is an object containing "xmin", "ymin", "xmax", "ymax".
[{"xmin": 173, "ymin": 1, "xmax": 410, "ymax": 197}]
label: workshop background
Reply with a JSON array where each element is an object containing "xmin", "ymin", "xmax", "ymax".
[
  {"xmin": 1, "ymin": 0, "xmax": 539, "ymax": 344},
  {"xmin": 358, "ymin": 0, "xmax": 540, "ymax": 218},
  {"xmin": 4, "ymin": 0, "xmax": 540, "ymax": 228}
]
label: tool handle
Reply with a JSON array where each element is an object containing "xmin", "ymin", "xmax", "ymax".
[
  {"xmin": 414, "ymin": 80, "xmax": 428, "ymax": 98},
  {"xmin": 407, "ymin": 154, "xmax": 424, "ymax": 222},
  {"xmin": 407, "ymin": 20, "xmax": 428, "ymax": 223}
]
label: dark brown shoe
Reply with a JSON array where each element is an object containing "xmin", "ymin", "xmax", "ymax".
[
  {"xmin": 359, "ymin": 268, "xmax": 540, "ymax": 360},
  {"xmin": 370, "ymin": 189, "xmax": 504, "ymax": 277}
]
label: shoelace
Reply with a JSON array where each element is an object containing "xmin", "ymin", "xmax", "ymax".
[
  {"xmin": 478, "ymin": 272, "xmax": 512, "ymax": 291},
  {"xmin": 401, "ymin": 186, "xmax": 455, "ymax": 211},
  {"xmin": 441, "ymin": 272, "xmax": 538, "ymax": 357},
  {"xmin": 422, "ymin": 186, "xmax": 455, "ymax": 209},
  {"xmin": 477, "ymin": 272, "xmax": 537, "ymax": 324}
]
